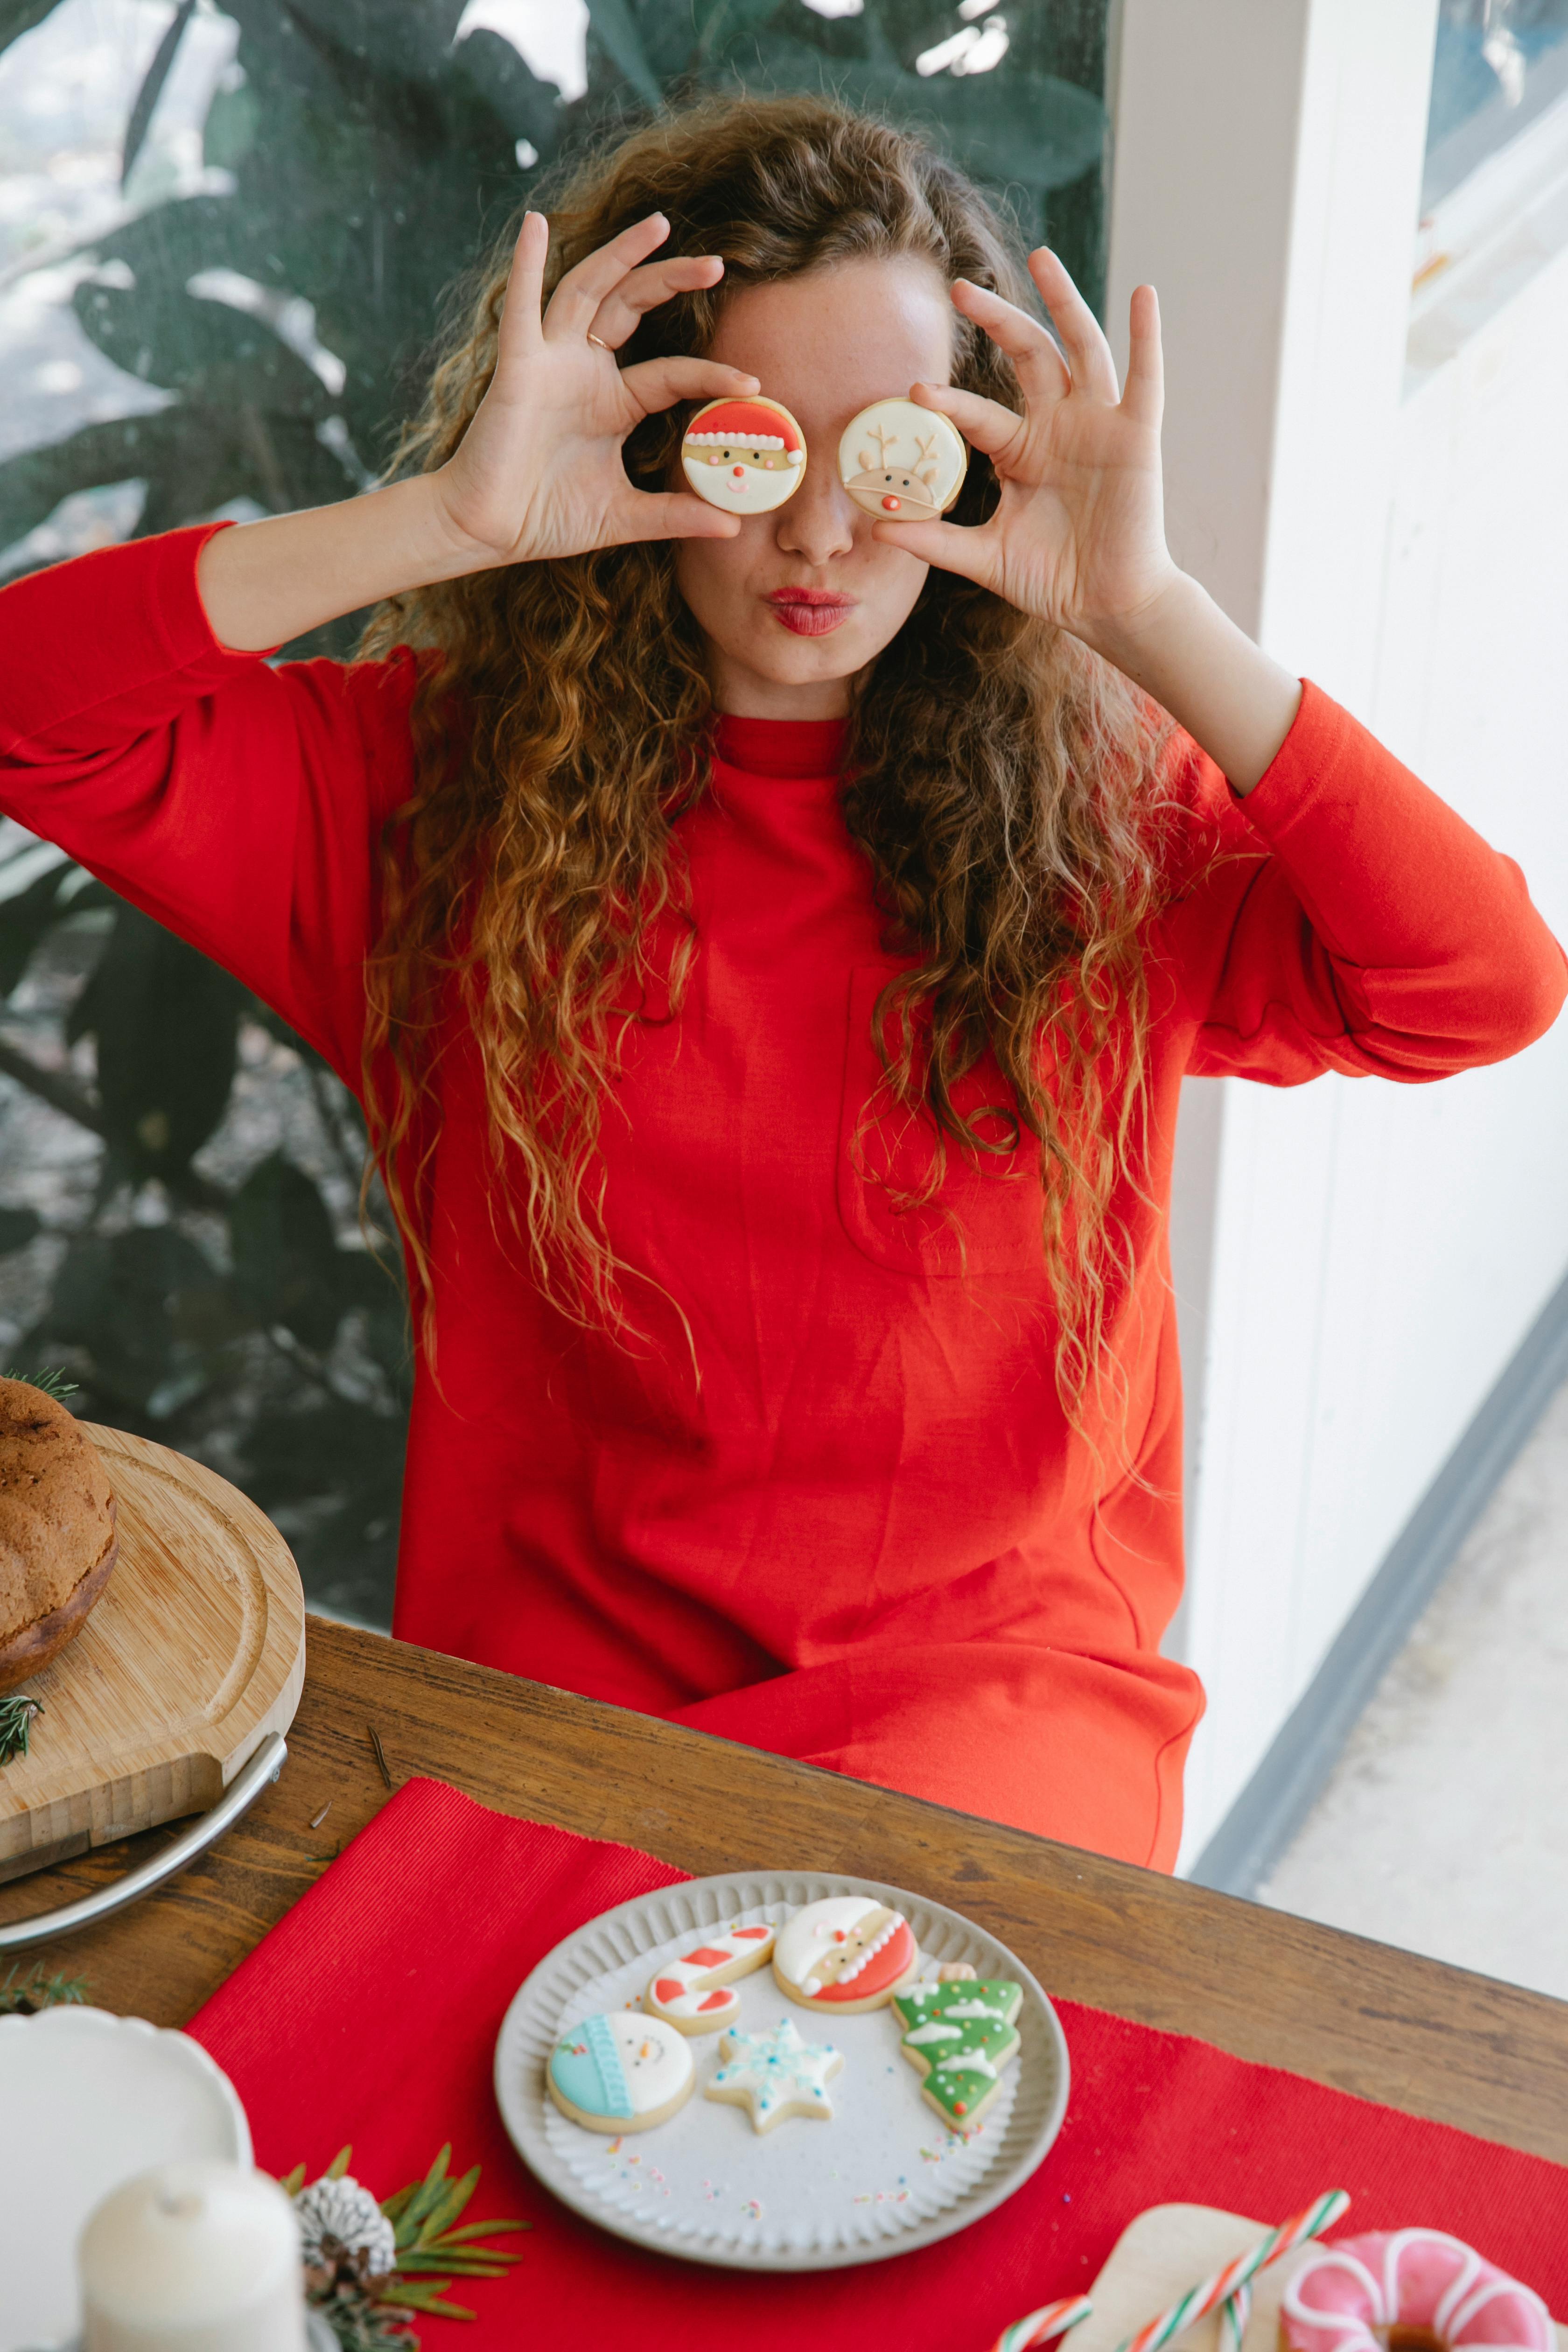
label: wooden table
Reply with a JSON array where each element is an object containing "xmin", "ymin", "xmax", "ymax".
[{"xmin": 4, "ymin": 1616, "xmax": 1566, "ymax": 2166}]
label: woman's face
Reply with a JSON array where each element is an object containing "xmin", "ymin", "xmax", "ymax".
[{"xmin": 673, "ymin": 256, "xmax": 957, "ymax": 721}]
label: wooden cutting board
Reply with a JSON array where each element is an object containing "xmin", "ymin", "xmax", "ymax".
[
  {"xmin": 0, "ymin": 1424, "xmax": 305, "ymax": 1883},
  {"xmin": 1078, "ymin": 2206, "xmax": 1568, "ymax": 2352}
]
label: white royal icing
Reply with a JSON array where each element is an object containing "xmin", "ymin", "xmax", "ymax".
[
  {"xmin": 905, "ymin": 2021, "xmax": 964, "ymax": 2045},
  {"xmin": 549, "ymin": 2010, "xmax": 693, "ymax": 2119},
  {"xmin": 775, "ymin": 1896, "xmax": 890, "ymax": 1996},
  {"xmin": 708, "ymin": 2017, "xmax": 840, "ymax": 2125},
  {"xmin": 643, "ymin": 1922, "xmax": 776, "ymax": 2024}
]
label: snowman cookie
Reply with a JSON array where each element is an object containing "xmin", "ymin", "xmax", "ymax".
[
  {"xmin": 837, "ymin": 396, "xmax": 967, "ymax": 521},
  {"xmin": 681, "ymin": 395, "xmax": 806, "ymax": 514},
  {"xmin": 641, "ymin": 1920, "xmax": 776, "ymax": 2035},
  {"xmin": 546, "ymin": 2011, "xmax": 695, "ymax": 2134},
  {"xmin": 772, "ymin": 1895, "xmax": 918, "ymax": 2012}
]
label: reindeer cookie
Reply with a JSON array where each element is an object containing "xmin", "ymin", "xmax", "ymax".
[{"xmin": 837, "ymin": 397, "xmax": 967, "ymax": 522}]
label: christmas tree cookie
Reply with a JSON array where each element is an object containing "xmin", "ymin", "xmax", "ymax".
[{"xmin": 890, "ymin": 1978, "xmax": 1022, "ymax": 2131}]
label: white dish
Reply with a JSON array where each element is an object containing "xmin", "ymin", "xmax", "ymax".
[
  {"xmin": 494, "ymin": 1870, "xmax": 1069, "ymax": 2271},
  {"xmin": 0, "ymin": 2006, "xmax": 251, "ymax": 2352}
]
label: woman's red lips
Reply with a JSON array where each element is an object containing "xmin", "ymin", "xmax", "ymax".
[{"xmin": 766, "ymin": 588, "xmax": 856, "ymax": 637}]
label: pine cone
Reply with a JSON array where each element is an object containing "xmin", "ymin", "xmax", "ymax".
[{"xmin": 294, "ymin": 2175, "xmax": 398, "ymax": 2288}]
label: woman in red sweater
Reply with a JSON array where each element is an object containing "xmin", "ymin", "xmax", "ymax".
[{"xmin": 0, "ymin": 98, "xmax": 1561, "ymax": 1869}]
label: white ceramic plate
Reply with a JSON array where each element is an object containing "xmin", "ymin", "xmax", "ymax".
[
  {"xmin": 0, "ymin": 2007, "xmax": 251, "ymax": 2352},
  {"xmin": 494, "ymin": 1870, "xmax": 1069, "ymax": 2271}
]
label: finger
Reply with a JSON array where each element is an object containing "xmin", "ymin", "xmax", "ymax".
[
  {"xmin": 620, "ymin": 354, "xmax": 760, "ymax": 414},
  {"xmin": 496, "ymin": 210, "xmax": 548, "ymax": 365},
  {"xmin": 1122, "ymin": 282, "xmax": 1163, "ymax": 428},
  {"xmin": 869, "ymin": 513, "xmax": 1002, "ymax": 591},
  {"xmin": 1026, "ymin": 247, "xmax": 1120, "ymax": 403},
  {"xmin": 544, "ymin": 212, "xmax": 671, "ymax": 341},
  {"xmin": 588, "ymin": 254, "xmax": 725, "ymax": 350},
  {"xmin": 606, "ymin": 489, "xmax": 743, "ymax": 546},
  {"xmin": 951, "ymin": 279, "xmax": 1071, "ymax": 410},
  {"xmin": 910, "ymin": 381, "xmax": 1027, "ymax": 467}
]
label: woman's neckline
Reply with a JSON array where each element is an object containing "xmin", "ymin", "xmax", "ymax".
[{"xmin": 712, "ymin": 713, "xmax": 848, "ymax": 780}]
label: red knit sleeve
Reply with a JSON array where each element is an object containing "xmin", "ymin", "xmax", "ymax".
[
  {"xmin": 0, "ymin": 522, "xmax": 420, "ymax": 1087},
  {"xmin": 1152, "ymin": 681, "xmax": 1567, "ymax": 1082}
]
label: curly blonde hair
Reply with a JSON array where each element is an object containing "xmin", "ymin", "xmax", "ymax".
[{"xmin": 359, "ymin": 92, "xmax": 1173, "ymax": 1409}]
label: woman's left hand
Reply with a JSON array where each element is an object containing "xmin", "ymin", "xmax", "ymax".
[{"xmin": 876, "ymin": 250, "xmax": 1176, "ymax": 651}]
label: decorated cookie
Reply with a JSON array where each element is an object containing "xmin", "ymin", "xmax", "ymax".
[
  {"xmin": 641, "ymin": 1920, "xmax": 777, "ymax": 2035},
  {"xmin": 546, "ymin": 2011, "xmax": 695, "ymax": 2135},
  {"xmin": 681, "ymin": 395, "xmax": 806, "ymax": 514},
  {"xmin": 704, "ymin": 2016, "xmax": 843, "ymax": 2134},
  {"xmin": 891, "ymin": 1978, "xmax": 1022, "ymax": 2131},
  {"xmin": 837, "ymin": 397, "xmax": 967, "ymax": 522},
  {"xmin": 772, "ymin": 1895, "xmax": 918, "ymax": 2011}
]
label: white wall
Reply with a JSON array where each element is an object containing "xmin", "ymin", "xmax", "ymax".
[{"xmin": 1106, "ymin": 0, "xmax": 1568, "ymax": 1862}]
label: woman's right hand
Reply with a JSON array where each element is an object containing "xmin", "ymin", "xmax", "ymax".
[{"xmin": 430, "ymin": 211, "xmax": 757, "ymax": 567}]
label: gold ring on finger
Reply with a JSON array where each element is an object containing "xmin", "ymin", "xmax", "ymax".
[{"xmin": 586, "ymin": 332, "xmax": 611, "ymax": 351}]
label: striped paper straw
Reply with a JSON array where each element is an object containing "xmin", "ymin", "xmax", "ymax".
[
  {"xmin": 1113, "ymin": 2192, "xmax": 1351, "ymax": 2352},
  {"xmin": 990, "ymin": 2291, "xmax": 1095, "ymax": 2352}
]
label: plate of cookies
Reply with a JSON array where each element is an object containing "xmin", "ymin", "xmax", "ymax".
[{"xmin": 493, "ymin": 1870, "xmax": 1069, "ymax": 2270}]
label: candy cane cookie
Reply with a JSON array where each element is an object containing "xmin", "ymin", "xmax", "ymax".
[{"xmin": 641, "ymin": 1920, "xmax": 777, "ymax": 2035}]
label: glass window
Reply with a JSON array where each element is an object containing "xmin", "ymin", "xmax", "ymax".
[
  {"xmin": 1425, "ymin": 0, "xmax": 1568, "ymax": 210},
  {"xmin": 0, "ymin": 0, "xmax": 1108, "ymax": 1629}
]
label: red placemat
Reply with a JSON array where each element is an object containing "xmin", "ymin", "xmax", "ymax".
[{"xmin": 189, "ymin": 1778, "xmax": 1568, "ymax": 2345}]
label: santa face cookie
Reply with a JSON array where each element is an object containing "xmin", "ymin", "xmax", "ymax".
[
  {"xmin": 681, "ymin": 395, "xmax": 806, "ymax": 515},
  {"xmin": 642, "ymin": 1920, "xmax": 776, "ymax": 2035},
  {"xmin": 772, "ymin": 1895, "xmax": 918, "ymax": 2012},
  {"xmin": 546, "ymin": 2011, "xmax": 694, "ymax": 2135},
  {"xmin": 704, "ymin": 2016, "xmax": 843, "ymax": 2133},
  {"xmin": 891, "ymin": 1977, "xmax": 1022, "ymax": 2132},
  {"xmin": 837, "ymin": 396, "xmax": 967, "ymax": 522}
]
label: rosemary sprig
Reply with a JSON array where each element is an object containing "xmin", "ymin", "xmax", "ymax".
[
  {"xmin": 0, "ymin": 1959, "xmax": 88, "ymax": 2014},
  {"xmin": 0, "ymin": 1693, "xmax": 42, "ymax": 1766},
  {"xmin": 0, "ymin": 1366, "xmax": 77, "ymax": 1401}
]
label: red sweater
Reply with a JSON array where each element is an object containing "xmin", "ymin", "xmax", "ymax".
[{"xmin": 2, "ymin": 526, "xmax": 1562, "ymax": 1869}]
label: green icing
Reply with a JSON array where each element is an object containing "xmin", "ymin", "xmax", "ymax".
[{"xmin": 891, "ymin": 1980, "xmax": 1022, "ymax": 2125}]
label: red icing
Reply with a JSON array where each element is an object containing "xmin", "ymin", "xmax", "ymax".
[
  {"xmin": 811, "ymin": 1919, "xmax": 916, "ymax": 2002},
  {"xmin": 733, "ymin": 1927, "xmax": 769, "ymax": 1940},
  {"xmin": 954, "ymin": 2100, "xmax": 969, "ymax": 2116},
  {"xmin": 682, "ymin": 1946, "xmax": 732, "ymax": 1967},
  {"xmin": 652, "ymin": 1978, "xmax": 682, "ymax": 2001},
  {"xmin": 684, "ymin": 398, "xmax": 802, "ymax": 449},
  {"xmin": 882, "ymin": 494, "xmax": 901, "ymax": 510},
  {"xmin": 699, "ymin": 1990, "xmax": 731, "ymax": 2012}
]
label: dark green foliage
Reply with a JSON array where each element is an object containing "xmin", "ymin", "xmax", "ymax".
[
  {"xmin": 0, "ymin": 1958, "xmax": 88, "ymax": 2010},
  {"xmin": 0, "ymin": 2, "xmax": 1107, "ymax": 1625},
  {"xmin": 0, "ymin": 1693, "xmax": 43, "ymax": 1765}
]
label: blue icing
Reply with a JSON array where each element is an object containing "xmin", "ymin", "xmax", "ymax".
[{"xmin": 550, "ymin": 2013, "xmax": 632, "ymax": 2117}]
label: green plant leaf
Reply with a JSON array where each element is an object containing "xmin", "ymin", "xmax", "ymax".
[
  {"xmin": 0, "ymin": 0, "xmax": 63, "ymax": 53},
  {"xmin": 586, "ymin": 0, "xmax": 662, "ymax": 108},
  {"xmin": 68, "ymin": 907, "xmax": 243, "ymax": 1178},
  {"xmin": 123, "ymin": 0, "xmax": 198, "ymax": 187},
  {"xmin": 230, "ymin": 1152, "xmax": 354, "ymax": 1354}
]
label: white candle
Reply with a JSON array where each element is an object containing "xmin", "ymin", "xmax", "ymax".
[{"xmin": 78, "ymin": 2160, "xmax": 308, "ymax": 2352}]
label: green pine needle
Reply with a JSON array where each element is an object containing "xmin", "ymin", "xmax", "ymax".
[
  {"xmin": 284, "ymin": 2140, "xmax": 529, "ymax": 2339},
  {"xmin": 0, "ymin": 1959, "xmax": 88, "ymax": 2015},
  {"xmin": 0, "ymin": 1693, "xmax": 42, "ymax": 1767},
  {"xmin": 0, "ymin": 1366, "xmax": 77, "ymax": 1402}
]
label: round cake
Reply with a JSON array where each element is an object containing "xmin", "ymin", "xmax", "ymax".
[{"xmin": 0, "ymin": 1381, "xmax": 117, "ymax": 1694}]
